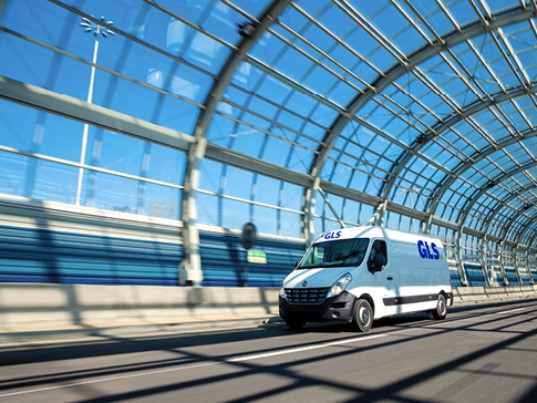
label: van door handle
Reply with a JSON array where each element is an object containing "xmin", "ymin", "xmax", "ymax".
[{"xmin": 386, "ymin": 276, "xmax": 394, "ymax": 281}]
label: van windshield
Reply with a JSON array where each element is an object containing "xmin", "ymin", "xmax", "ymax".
[{"xmin": 298, "ymin": 238, "xmax": 369, "ymax": 269}]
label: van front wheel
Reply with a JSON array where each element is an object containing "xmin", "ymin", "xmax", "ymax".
[
  {"xmin": 432, "ymin": 294, "xmax": 447, "ymax": 320},
  {"xmin": 352, "ymin": 299, "xmax": 373, "ymax": 332}
]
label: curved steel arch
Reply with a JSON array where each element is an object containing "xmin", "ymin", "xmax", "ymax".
[
  {"xmin": 509, "ymin": 214, "xmax": 537, "ymax": 284},
  {"xmin": 498, "ymin": 201, "xmax": 537, "ymax": 244},
  {"xmin": 481, "ymin": 183, "xmax": 537, "ymax": 236},
  {"xmin": 520, "ymin": 218, "xmax": 537, "ymax": 249},
  {"xmin": 423, "ymin": 126, "xmax": 537, "ymax": 231},
  {"xmin": 306, "ymin": 4, "xmax": 533, "ymax": 192},
  {"xmin": 501, "ymin": 191, "xmax": 537, "ymax": 238},
  {"xmin": 384, "ymin": 83, "xmax": 537, "ymax": 216},
  {"xmin": 180, "ymin": 0, "xmax": 293, "ymax": 284},
  {"xmin": 518, "ymin": 222, "xmax": 537, "ymax": 250},
  {"xmin": 514, "ymin": 216, "xmax": 537, "ymax": 252},
  {"xmin": 454, "ymin": 160, "xmax": 537, "ymax": 234}
]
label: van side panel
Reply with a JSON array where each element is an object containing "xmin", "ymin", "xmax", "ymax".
[
  {"xmin": 346, "ymin": 237, "xmax": 451, "ymax": 320},
  {"xmin": 384, "ymin": 239, "xmax": 450, "ymax": 317}
]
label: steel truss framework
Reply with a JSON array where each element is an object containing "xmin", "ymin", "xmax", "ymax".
[{"xmin": 0, "ymin": 0, "xmax": 536, "ymax": 285}]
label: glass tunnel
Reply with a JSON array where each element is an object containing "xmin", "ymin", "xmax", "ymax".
[{"xmin": 0, "ymin": 0, "xmax": 536, "ymax": 287}]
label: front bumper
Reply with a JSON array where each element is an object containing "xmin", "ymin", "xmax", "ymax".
[{"xmin": 279, "ymin": 291, "xmax": 357, "ymax": 323}]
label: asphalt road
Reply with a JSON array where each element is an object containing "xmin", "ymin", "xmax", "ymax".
[{"xmin": 1, "ymin": 300, "xmax": 536, "ymax": 402}]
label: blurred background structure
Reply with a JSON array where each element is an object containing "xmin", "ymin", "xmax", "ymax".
[{"xmin": 0, "ymin": 0, "xmax": 536, "ymax": 289}]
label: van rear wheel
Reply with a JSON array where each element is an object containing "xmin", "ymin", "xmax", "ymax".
[
  {"xmin": 352, "ymin": 299, "xmax": 373, "ymax": 332},
  {"xmin": 432, "ymin": 294, "xmax": 447, "ymax": 320}
]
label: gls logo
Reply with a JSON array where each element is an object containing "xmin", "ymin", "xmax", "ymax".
[
  {"xmin": 417, "ymin": 240, "xmax": 441, "ymax": 260},
  {"xmin": 324, "ymin": 230, "xmax": 342, "ymax": 240}
]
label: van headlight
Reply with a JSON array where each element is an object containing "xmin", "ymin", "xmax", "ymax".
[
  {"xmin": 328, "ymin": 272, "xmax": 352, "ymax": 298},
  {"xmin": 279, "ymin": 287, "xmax": 287, "ymax": 299}
]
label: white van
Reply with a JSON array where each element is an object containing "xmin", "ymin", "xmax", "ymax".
[{"xmin": 279, "ymin": 226, "xmax": 453, "ymax": 331}]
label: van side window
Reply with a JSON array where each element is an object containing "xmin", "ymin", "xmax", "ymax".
[{"xmin": 368, "ymin": 240, "xmax": 387, "ymax": 272}]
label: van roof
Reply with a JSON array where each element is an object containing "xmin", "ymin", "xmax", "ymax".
[{"xmin": 317, "ymin": 226, "xmax": 444, "ymax": 246}]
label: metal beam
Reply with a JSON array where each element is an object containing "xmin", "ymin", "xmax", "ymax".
[
  {"xmin": 455, "ymin": 160, "xmax": 537, "ymax": 239},
  {"xmin": 497, "ymin": 200, "xmax": 537, "ymax": 243},
  {"xmin": 504, "ymin": 214, "xmax": 534, "ymax": 284},
  {"xmin": 481, "ymin": 184, "xmax": 537, "ymax": 236},
  {"xmin": 517, "ymin": 221, "xmax": 537, "ymax": 250},
  {"xmin": 205, "ymin": 143, "xmax": 314, "ymax": 188},
  {"xmin": 0, "ymin": 76, "xmax": 193, "ymax": 152},
  {"xmin": 423, "ymin": 126, "xmax": 537, "ymax": 231},
  {"xmin": 455, "ymin": 227, "xmax": 468, "ymax": 286},
  {"xmin": 511, "ymin": 210, "xmax": 537, "ymax": 247},
  {"xmin": 479, "ymin": 236, "xmax": 492, "ymax": 287},
  {"xmin": 388, "ymin": 85, "xmax": 537, "ymax": 227},
  {"xmin": 180, "ymin": 0, "xmax": 293, "ymax": 285},
  {"xmin": 497, "ymin": 241, "xmax": 509, "ymax": 285}
]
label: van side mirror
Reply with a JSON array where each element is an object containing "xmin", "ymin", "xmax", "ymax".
[{"xmin": 368, "ymin": 254, "xmax": 385, "ymax": 273}]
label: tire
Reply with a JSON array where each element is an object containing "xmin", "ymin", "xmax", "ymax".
[
  {"xmin": 432, "ymin": 294, "xmax": 447, "ymax": 320},
  {"xmin": 352, "ymin": 299, "xmax": 373, "ymax": 332},
  {"xmin": 284, "ymin": 318, "xmax": 305, "ymax": 331}
]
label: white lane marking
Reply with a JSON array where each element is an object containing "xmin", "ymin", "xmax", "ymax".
[
  {"xmin": 494, "ymin": 308, "xmax": 526, "ymax": 315},
  {"xmin": 0, "ymin": 333, "xmax": 389, "ymax": 398},
  {"xmin": 228, "ymin": 333, "xmax": 387, "ymax": 362}
]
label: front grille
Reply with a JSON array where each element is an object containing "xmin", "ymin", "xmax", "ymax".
[{"xmin": 285, "ymin": 287, "xmax": 329, "ymax": 304}]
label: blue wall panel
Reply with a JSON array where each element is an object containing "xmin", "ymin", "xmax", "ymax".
[
  {"xmin": 11, "ymin": 225, "xmax": 519, "ymax": 289},
  {"xmin": 0, "ymin": 225, "xmax": 305, "ymax": 287},
  {"xmin": 504, "ymin": 268, "xmax": 518, "ymax": 285},
  {"xmin": 518, "ymin": 271, "xmax": 530, "ymax": 285},
  {"xmin": 464, "ymin": 264, "xmax": 486, "ymax": 286},
  {"xmin": 0, "ymin": 226, "xmax": 182, "ymax": 285},
  {"xmin": 449, "ymin": 269, "xmax": 462, "ymax": 287},
  {"xmin": 199, "ymin": 233, "xmax": 305, "ymax": 287}
]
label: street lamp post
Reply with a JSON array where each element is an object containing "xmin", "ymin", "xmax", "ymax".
[{"xmin": 75, "ymin": 16, "xmax": 115, "ymax": 206}]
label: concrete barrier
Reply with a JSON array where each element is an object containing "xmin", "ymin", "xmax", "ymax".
[
  {"xmin": 454, "ymin": 285, "xmax": 537, "ymax": 304},
  {"xmin": 0, "ymin": 283, "xmax": 279, "ymax": 332},
  {"xmin": 1, "ymin": 283, "xmax": 536, "ymax": 332}
]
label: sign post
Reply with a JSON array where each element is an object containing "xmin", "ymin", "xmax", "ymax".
[{"xmin": 241, "ymin": 223, "xmax": 257, "ymax": 286}]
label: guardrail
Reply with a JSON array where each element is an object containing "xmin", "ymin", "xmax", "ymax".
[{"xmin": 1, "ymin": 283, "xmax": 536, "ymax": 332}]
